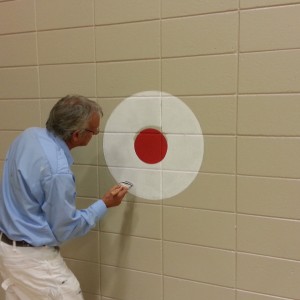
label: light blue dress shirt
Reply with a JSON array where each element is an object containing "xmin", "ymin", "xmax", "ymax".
[{"xmin": 0, "ymin": 128, "xmax": 107, "ymax": 246}]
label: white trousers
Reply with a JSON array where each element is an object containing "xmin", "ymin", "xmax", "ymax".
[{"xmin": 0, "ymin": 240, "xmax": 84, "ymax": 300}]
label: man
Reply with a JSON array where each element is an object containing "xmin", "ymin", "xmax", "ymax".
[{"xmin": 0, "ymin": 95, "xmax": 128, "ymax": 299}]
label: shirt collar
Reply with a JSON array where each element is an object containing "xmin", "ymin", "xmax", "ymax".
[{"xmin": 48, "ymin": 130, "xmax": 74, "ymax": 166}]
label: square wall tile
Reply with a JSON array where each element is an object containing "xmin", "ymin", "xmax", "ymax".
[
  {"xmin": 201, "ymin": 136, "xmax": 236, "ymax": 174},
  {"xmin": 65, "ymin": 259, "xmax": 100, "ymax": 295},
  {"xmin": 237, "ymin": 176, "xmax": 300, "ymax": 219},
  {"xmin": 0, "ymin": 67, "xmax": 39, "ymax": 99},
  {"xmin": 238, "ymin": 95, "xmax": 300, "ymax": 136},
  {"xmin": 161, "ymin": 95, "xmax": 204, "ymax": 135},
  {"xmin": 100, "ymin": 96, "xmax": 161, "ymax": 133},
  {"xmin": 40, "ymin": 98, "xmax": 57, "ymax": 126},
  {"xmin": 162, "ymin": 55, "xmax": 237, "ymax": 96},
  {"xmin": 237, "ymin": 137, "xmax": 300, "ymax": 178},
  {"xmin": 95, "ymin": 0, "xmax": 160, "ymax": 25},
  {"xmin": 83, "ymin": 294, "xmax": 101, "ymax": 300},
  {"xmin": 97, "ymin": 60, "xmax": 161, "ymax": 97},
  {"xmin": 162, "ymin": 0, "xmax": 238, "ymax": 18},
  {"xmin": 72, "ymin": 165, "xmax": 99, "ymax": 198},
  {"xmin": 237, "ymin": 214, "xmax": 300, "ymax": 260},
  {"xmin": 163, "ymin": 206, "xmax": 236, "ymax": 249},
  {"xmin": 96, "ymin": 21, "xmax": 160, "ymax": 62},
  {"xmin": 162, "ymin": 134, "xmax": 203, "ymax": 171},
  {"xmin": 240, "ymin": 5, "xmax": 300, "ymax": 52},
  {"xmin": 61, "ymin": 230, "xmax": 99, "ymax": 263},
  {"xmin": 164, "ymin": 241, "xmax": 235, "ymax": 287},
  {"xmin": 237, "ymin": 253, "xmax": 300, "ymax": 299},
  {"xmin": 101, "ymin": 265, "xmax": 162, "ymax": 300},
  {"xmin": 164, "ymin": 277, "xmax": 235, "ymax": 300},
  {"xmin": 0, "ymin": 0, "xmax": 35, "ymax": 34},
  {"xmin": 100, "ymin": 233, "xmax": 162, "ymax": 274},
  {"xmin": 36, "ymin": 0, "xmax": 94, "ymax": 30},
  {"xmin": 164, "ymin": 173, "xmax": 236, "ymax": 212},
  {"xmin": 180, "ymin": 96, "xmax": 237, "ymax": 135},
  {"xmin": 71, "ymin": 137, "xmax": 99, "ymax": 166},
  {"xmin": 162, "ymin": 12, "xmax": 238, "ymax": 57},
  {"xmin": 98, "ymin": 166, "xmax": 119, "ymax": 194},
  {"xmin": 40, "ymin": 64, "xmax": 96, "ymax": 98},
  {"xmin": 38, "ymin": 28, "xmax": 95, "ymax": 65},
  {"xmin": 239, "ymin": 50, "xmax": 300, "ymax": 94},
  {"xmin": 100, "ymin": 201, "xmax": 162, "ymax": 239},
  {"xmin": 97, "ymin": 98, "xmax": 123, "ymax": 133},
  {"xmin": 98, "ymin": 165, "xmax": 162, "ymax": 203},
  {"xmin": 162, "ymin": 170, "xmax": 199, "ymax": 201},
  {"xmin": 240, "ymin": 0, "xmax": 300, "ymax": 9},
  {"xmin": 0, "ymin": 131, "xmax": 20, "ymax": 159},
  {"xmin": 0, "ymin": 33, "xmax": 37, "ymax": 67},
  {"xmin": 0, "ymin": 100, "xmax": 40, "ymax": 130}
]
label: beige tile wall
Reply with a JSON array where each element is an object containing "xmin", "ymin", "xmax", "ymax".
[{"xmin": 0, "ymin": 1, "xmax": 300, "ymax": 300}]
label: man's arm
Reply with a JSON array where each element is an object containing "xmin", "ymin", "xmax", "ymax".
[{"xmin": 42, "ymin": 173, "xmax": 127, "ymax": 244}]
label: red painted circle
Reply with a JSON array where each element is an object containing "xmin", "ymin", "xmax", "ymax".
[{"xmin": 134, "ymin": 128, "xmax": 168, "ymax": 164}]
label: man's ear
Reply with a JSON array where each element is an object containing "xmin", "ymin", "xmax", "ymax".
[
  {"xmin": 69, "ymin": 130, "xmax": 80, "ymax": 145},
  {"xmin": 71, "ymin": 130, "xmax": 81, "ymax": 142},
  {"xmin": 67, "ymin": 130, "xmax": 80, "ymax": 149}
]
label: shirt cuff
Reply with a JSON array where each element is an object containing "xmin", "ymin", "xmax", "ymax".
[{"xmin": 91, "ymin": 199, "xmax": 108, "ymax": 221}]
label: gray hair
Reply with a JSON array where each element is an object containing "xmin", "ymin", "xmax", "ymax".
[{"xmin": 46, "ymin": 95, "xmax": 103, "ymax": 141}]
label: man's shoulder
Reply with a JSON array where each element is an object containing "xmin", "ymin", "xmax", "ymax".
[
  {"xmin": 34, "ymin": 129, "xmax": 71, "ymax": 175},
  {"xmin": 20, "ymin": 127, "xmax": 47, "ymax": 141},
  {"xmin": 19, "ymin": 128, "xmax": 68, "ymax": 173},
  {"xmin": 10, "ymin": 127, "xmax": 44, "ymax": 150},
  {"xmin": 23, "ymin": 127, "xmax": 44, "ymax": 134}
]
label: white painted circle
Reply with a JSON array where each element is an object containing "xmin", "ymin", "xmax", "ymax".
[{"xmin": 103, "ymin": 91, "xmax": 204, "ymax": 200}]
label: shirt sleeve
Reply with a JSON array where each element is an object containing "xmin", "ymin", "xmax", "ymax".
[{"xmin": 41, "ymin": 173, "xmax": 107, "ymax": 244}]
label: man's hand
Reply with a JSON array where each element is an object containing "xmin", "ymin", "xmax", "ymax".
[{"xmin": 102, "ymin": 185, "xmax": 128, "ymax": 208}]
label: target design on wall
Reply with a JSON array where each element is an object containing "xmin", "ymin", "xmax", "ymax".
[{"xmin": 103, "ymin": 91, "xmax": 204, "ymax": 200}]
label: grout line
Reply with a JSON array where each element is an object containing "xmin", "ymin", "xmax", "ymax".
[
  {"xmin": 235, "ymin": 2, "xmax": 241, "ymax": 299},
  {"xmin": 33, "ymin": 0, "xmax": 42, "ymax": 127},
  {"xmin": 236, "ymin": 250, "xmax": 300, "ymax": 264},
  {"xmin": 161, "ymin": 8, "xmax": 239, "ymax": 20},
  {"xmin": 2, "ymin": 47, "xmax": 300, "ymax": 69},
  {"xmin": 163, "ymin": 274, "xmax": 235, "ymax": 291},
  {"xmin": 236, "ymin": 212, "xmax": 300, "ymax": 222},
  {"xmin": 94, "ymin": 18, "xmax": 161, "ymax": 27},
  {"xmin": 159, "ymin": 0, "xmax": 165, "ymax": 297},
  {"xmin": 92, "ymin": 1, "xmax": 102, "ymax": 296},
  {"xmin": 239, "ymin": 2, "xmax": 300, "ymax": 11},
  {"xmin": 3, "ymin": 92, "xmax": 300, "ymax": 100}
]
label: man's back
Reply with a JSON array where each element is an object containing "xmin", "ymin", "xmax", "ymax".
[{"xmin": 0, "ymin": 127, "xmax": 72, "ymax": 245}]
